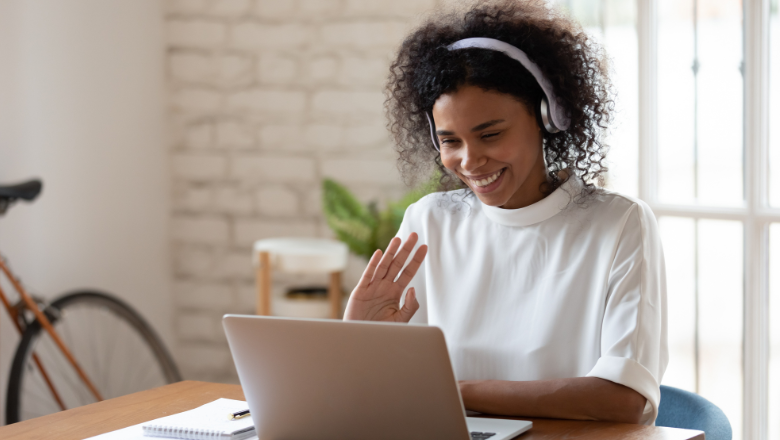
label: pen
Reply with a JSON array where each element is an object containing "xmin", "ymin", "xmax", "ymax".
[{"xmin": 228, "ymin": 409, "xmax": 250, "ymax": 420}]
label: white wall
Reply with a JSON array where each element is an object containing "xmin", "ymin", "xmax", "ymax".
[{"xmin": 0, "ymin": 0, "xmax": 171, "ymax": 422}]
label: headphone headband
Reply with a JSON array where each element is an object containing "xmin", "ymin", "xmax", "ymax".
[{"xmin": 447, "ymin": 37, "xmax": 570, "ymax": 131}]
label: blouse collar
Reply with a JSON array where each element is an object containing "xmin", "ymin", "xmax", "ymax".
[{"xmin": 481, "ymin": 177, "xmax": 578, "ymax": 227}]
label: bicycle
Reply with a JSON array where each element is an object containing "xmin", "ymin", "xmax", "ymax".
[{"xmin": 0, "ymin": 179, "xmax": 181, "ymax": 424}]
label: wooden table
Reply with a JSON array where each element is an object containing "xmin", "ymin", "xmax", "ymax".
[{"xmin": 0, "ymin": 380, "xmax": 704, "ymax": 439}]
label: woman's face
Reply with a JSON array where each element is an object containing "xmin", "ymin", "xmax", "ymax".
[{"xmin": 432, "ymin": 85, "xmax": 548, "ymax": 209}]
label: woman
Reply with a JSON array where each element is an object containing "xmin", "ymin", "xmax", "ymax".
[{"xmin": 343, "ymin": 0, "xmax": 667, "ymax": 425}]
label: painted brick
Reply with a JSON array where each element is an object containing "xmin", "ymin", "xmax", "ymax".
[
  {"xmin": 172, "ymin": 153, "xmax": 227, "ymax": 180},
  {"xmin": 173, "ymin": 185, "xmax": 212, "ymax": 211},
  {"xmin": 311, "ymin": 90, "xmax": 384, "ymax": 116},
  {"xmin": 257, "ymin": 54, "xmax": 298, "ymax": 85},
  {"xmin": 343, "ymin": 0, "xmax": 437, "ymax": 17},
  {"xmin": 216, "ymin": 54, "xmax": 253, "ymax": 86},
  {"xmin": 226, "ymin": 89, "xmax": 306, "ymax": 115},
  {"xmin": 306, "ymin": 56, "xmax": 339, "ymax": 83},
  {"xmin": 170, "ymin": 53, "xmax": 214, "ymax": 83},
  {"xmin": 258, "ymin": 124, "xmax": 304, "ymax": 150},
  {"xmin": 183, "ymin": 122, "xmax": 214, "ymax": 149},
  {"xmin": 235, "ymin": 283, "xmax": 259, "ymax": 313},
  {"xmin": 178, "ymin": 312, "xmax": 220, "ymax": 341},
  {"xmin": 321, "ymin": 158, "xmax": 401, "ymax": 184},
  {"xmin": 319, "ymin": 21, "xmax": 408, "ymax": 49},
  {"xmin": 230, "ymin": 155, "xmax": 316, "ymax": 182},
  {"xmin": 174, "ymin": 280, "xmax": 234, "ymax": 311},
  {"xmin": 174, "ymin": 245, "xmax": 214, "ymax": 276},
  {"xmin": 166, "ymin": 0, "xmax": 208, "ymax": 15},
  {"xmin": 350, "ymin": 185, "xmax": 406, "ymax": 206},
  {"xmin": 298, "ymin": 0, "xmax": 342, "ymax": 17},
  {"xmin": 208, "ymin": 0, "xmax": 252, "ymax": 18},
  {"xmin": 339, "ymin": 55, "xmax": 389, "ymax": 87},
  {"xmin": 344, "ymin": 253, "xmax": 368, "ymax": 289},
  {"xmin": 254, "ymin": 0, "xmax": 296, "ymax": 19},
  {"xmin": 343, "ymin": 121, "xmax": 391, "ymax": 147},
  {"xmin": 168, "ymin": 19, "xmax": 227, "ymax": 48},
  {"xmin": 256, "ymin": 186, "xmax": 299, "ymax": 216},
  {"xmin": 301, "ymin": 186, "xmax": 323, "ymax": 217},
  {"xmin": 303, "ymin": 124, "xmax": 343, "ymax": 149},
  {"xmin": 176, "ymin": 344, "xmax": 232, "ymax": 375},
  {"xmin": 171, "ymin": 88, "xmax": 223, "ymax": 113},
  {"xmin": 216, "ymin": 120, "xmax": 255, "ymax": 149},
  {"xmin": 214, "ymin": 187, "xmax": 255, "ymax": 214},
  {"xmin": 233, "ymin": 219, "xmax": 317, "ymax": 245},
  {"xmin": 170, "ymin": 53, "xmax": 252, "ymax": 86},
  {"xmin": 214, "ymin": 251, "xmax": 254, "ymax": 278},
  {"xmin": 231, "ymin": 23, "xmax": 311, "ymax": 50},
  {"xmin": 172, "ymin": 216, "xmax": 230, "ymax": 244}
]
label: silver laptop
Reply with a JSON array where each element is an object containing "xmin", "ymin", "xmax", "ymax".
[{"xmin": 223, "ymin": 315, "xmax": 532, "ymax": 440}]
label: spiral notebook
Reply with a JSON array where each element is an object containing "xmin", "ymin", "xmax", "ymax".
[{"xmin": 141, "ymin": 398, "xmax": 256, "ymax": 440}]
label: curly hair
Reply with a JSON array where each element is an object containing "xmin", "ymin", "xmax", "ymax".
[{"xmin": 385, "ymin": 0, "xmax": 613, "ymax": 197}]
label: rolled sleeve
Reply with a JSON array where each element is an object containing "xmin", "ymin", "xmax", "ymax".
[
  {"xmin": 586, "ymin": 356, "xmax": 661, "ymax": 422},
  {"xmin": 587, "ymin": 200, "xmax": 668, "ymax": 425}
]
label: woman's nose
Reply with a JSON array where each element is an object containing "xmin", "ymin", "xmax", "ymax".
[{"xmin": 460, "ymin": 142, "xmax": 487, "ymax": 172}]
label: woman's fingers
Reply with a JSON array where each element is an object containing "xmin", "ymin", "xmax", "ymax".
[
  {"xmin": 371, "ymin": 236, "xmax": 401, "ymax": 281},
  {"xmin": 398, "ymin": 288, "xmax": 420, "ymax": 322},
  {"xmin": 356, "ymin": 249, "xmax": 382, "ymax": 292},
  {"xmin": 396, "ymin": 244, "xmax": 428, "ymax": 287},
  {"xmin": 384, "ymin": 233, "xmax": 419, "ymax": 282}
]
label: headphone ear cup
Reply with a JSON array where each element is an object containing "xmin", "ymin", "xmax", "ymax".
[
  {"xmin": 426, "ymin": 111, "xmax": 441, "ymax": 152},
  {"xmin": 534, "ymin": 98, "xmax": 546, "ymax": 132},
  {"xmin": 538, "ymin": 97, "xmax": 560, "ymax": 134}
]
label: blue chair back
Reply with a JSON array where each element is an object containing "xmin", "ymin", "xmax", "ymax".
[{"xmin": 656, "ymin": 385, "xmax": 732, "ymax": 440}]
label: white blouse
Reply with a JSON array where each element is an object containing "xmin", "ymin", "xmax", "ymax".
[{"xmin": 397, "ymin": 178, "xmax": 668, "ymax": 425}]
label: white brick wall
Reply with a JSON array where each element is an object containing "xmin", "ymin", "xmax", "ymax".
[{"xmin": 166, "ymin": 0, "xmax": 447, "ymax": 382}]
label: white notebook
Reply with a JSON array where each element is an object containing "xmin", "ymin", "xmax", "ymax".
[{"xmin": 141, "ymin": 398, "xmax": 255, "ymax": 440}]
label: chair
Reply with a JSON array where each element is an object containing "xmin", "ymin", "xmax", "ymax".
[
  {"xmin": 656, "ymin": 385, "xmax": 732, "ymax": 440},
  {"xmin": 253, "ymin": 238, "xmax": 349, "ymax": 319}
]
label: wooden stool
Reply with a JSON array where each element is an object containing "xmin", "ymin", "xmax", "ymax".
[{"xmin": 253, "ymin": 238, "xmax": 349, "ymax": 319}]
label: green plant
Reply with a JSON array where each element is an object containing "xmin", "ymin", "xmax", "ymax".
[{"xmin": 322, "ymin": 176, "xmax": 438, "ymax": 260}]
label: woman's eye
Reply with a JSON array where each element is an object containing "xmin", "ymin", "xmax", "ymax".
[{"xmin": 482, "ymin": 131, "xmax": 500, "ymax": 139}]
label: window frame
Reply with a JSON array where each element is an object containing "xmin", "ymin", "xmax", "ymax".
[{"xmin": 637, "ymin": 0, "xmax": 775, "ymax": 438}]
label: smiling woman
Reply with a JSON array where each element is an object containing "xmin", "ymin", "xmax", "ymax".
[{"xmin": 343, "ymin": 0, "xmax": 667, "ymax": 427}]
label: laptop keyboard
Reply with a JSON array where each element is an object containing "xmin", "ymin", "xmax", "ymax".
[{"xmin": 470, "ymin": 432, "xmax": 496, "ymax": 440}]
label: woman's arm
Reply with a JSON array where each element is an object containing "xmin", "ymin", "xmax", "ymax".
[{"xmin": 459, "ymin": 377, "xmax": 647, "ymax": 424}]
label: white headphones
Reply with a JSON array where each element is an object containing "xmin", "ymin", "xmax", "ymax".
[{"xmin": 426, "ymin": 37, "xmax": 571, "ymax": 152}]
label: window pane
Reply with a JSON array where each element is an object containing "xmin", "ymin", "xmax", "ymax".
[
  {"xmin": 769, "ymin": 224, "xmax": 780, "ymax": 440},
  {"xmin": 658, "ymin": 0, "xmax": 696, "ymax": 203},
  {"xmin": 659, "ymin": 217, "xmax": 743, "ymax": 438},
  {"xmin": 598, "ymin": 0, "xmax": 639, "ymax": 197},
  {"xmin": 695, "ymin": 2, "xmax": 743, "ymax": 205},
  {"xmin": 770, "ymin": 0, "xmax": 780, "ymax": 207},
  {"xmin": 658, "ymin": 0, "xmax": 743, "ymax": 206},
  {"xmin": 658, "ymin": 217, "xmax": 697, "ymax": 390},
  {"xmin": 697, "ymin": 219, "xmax": 742, "ymax": 438},
  {"xmin": 550, "ymin": 0, "xmax": 639, "ymax": 197}
]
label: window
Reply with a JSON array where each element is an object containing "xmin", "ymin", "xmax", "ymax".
[
  {"xmin": 556, "ymin": 0, "xmax": 777, "ymax": 438},
  {"xmin": 768, "ymin": 2, "xmax": 779, "ymax": 440}
]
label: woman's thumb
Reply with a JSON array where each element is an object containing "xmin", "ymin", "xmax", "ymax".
[{"xmin": 399, "ymin": 288, "xmax": 420, "ymax": 322}]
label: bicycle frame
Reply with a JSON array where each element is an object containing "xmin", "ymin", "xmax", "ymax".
[{"xmin": 0, "ymin": 255, "xmax": 104, "ymax": 413}]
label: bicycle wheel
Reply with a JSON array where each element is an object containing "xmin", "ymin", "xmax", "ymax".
[{"xmin": 6, "ymin": 290, "xmax": 181, "ymax": 423}]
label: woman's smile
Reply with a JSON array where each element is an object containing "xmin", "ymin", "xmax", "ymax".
[{"xmin": 463, "ymin": 168, "xmax": 506, "ymax": 192}]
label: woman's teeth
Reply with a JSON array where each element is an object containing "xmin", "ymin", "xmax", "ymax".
[{"xmin": 472, "ymin": 169, "xmax": 503, "ymax": 187}]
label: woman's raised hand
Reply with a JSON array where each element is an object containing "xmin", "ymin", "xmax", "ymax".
[{"xmin": 343, "ymin": 233, "xmax": 428, "ymax": 323}]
